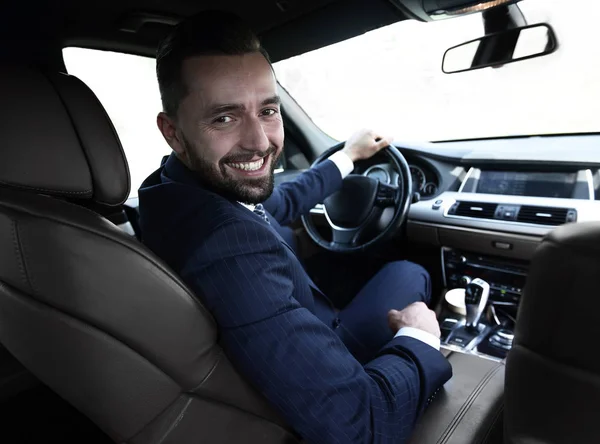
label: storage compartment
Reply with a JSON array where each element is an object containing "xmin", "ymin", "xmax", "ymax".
[{"xmin": 408, "ymin": 351, "xmax": 505, "ymax": 444}]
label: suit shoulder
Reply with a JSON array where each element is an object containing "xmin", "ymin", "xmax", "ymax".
[{"xmin": 142, "ymin": 180, "xmax": 245, "ymax": 229}]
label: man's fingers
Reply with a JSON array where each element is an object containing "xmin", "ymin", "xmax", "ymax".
[{"xmin": 374, "ymin": 136, "xmax": 393, "ymax": 150}]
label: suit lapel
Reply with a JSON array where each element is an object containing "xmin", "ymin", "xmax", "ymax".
[{"xmin": 263, "ymin": 212, "xmax": 330, "ymax": 301}]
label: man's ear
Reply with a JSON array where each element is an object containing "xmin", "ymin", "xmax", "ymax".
[{"xmin": 157, "ymin": 112, "xmax": 185, "ymax": 155}]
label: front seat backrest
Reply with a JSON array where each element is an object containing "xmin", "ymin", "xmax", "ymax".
[
  {"xmin": 505, "ymin": 222, "xmax": 600, "ymax": 444},
  {"xmin": 0, "ymin": 64, "xmax": 297, "ymax": 443}
]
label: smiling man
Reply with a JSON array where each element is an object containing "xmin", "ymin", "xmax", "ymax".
[
  {"xmin": 138, "ymin": 10, "xmax": 452, "ymax": 444},
  {"xmin": 166, "ymin": 53, "xmax": 284, "ymax": 203}
]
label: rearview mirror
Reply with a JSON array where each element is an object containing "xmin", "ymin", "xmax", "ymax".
[{"xmin": 442, "ymin": 23, "xmax": 558, "ymax": 74}]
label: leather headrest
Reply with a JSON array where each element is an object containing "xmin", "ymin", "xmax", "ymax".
[{"xmin": 0, "ymin": 65, "xmax": 130, "ymax": 206}]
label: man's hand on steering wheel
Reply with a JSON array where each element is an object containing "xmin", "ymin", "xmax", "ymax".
[
  {"xmin": 342, "ymin": 129, "xmax": 394, "ymax": 162},
  {"xmin": 301, "ymin": 129, "xmax": 413, "ymax": 253}
]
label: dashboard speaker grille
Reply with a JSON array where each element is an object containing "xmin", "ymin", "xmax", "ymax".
[
  {"xmin": 454, "ymin": 201, "xmax": 498, "ymax": 219},
  {"xmin": 516, "ymin": 206, "xmax": 572, "ymax": 225}
]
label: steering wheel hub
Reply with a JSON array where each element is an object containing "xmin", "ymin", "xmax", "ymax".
[{"xmin": 324, "ymin": 175, "xmax": 378, "ymax": 228}]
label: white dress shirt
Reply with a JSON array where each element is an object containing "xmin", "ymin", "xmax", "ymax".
[{"xmin": 239, "ymin": 151, "xmax": 440, "ymax": 350}]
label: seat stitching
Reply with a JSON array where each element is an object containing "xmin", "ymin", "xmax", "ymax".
[
  {"xmin": 189, "ymin": 347, "xmax": 225, "ymax": 393},
  {"xmin": 185, "ymin": 392, "xmax": 299, "ymax": 440},
  {"xmin": 476, "ymin": 403, "xmax": 504, "ymax": 444},
  {"xmin": 10, "ymin": 220, "xmax": 32, "ymax": 294},
  {"xmin": 0, "ymin": 179, "xmax": 91, "ymax": 195},
  {"xmin": 15, "ymin": 221, "xmax": 40, "ymax": 297},
  {"xmin": 154, "ymin": 397, "xmax": 194, "ymax": 444},
  {"xmin": 436, "ymin": 363, "xmax": 504, "ymax": 444},
  {"xmin": 0, "ymin": 198, "xmax": 215, "ymax": 322}
]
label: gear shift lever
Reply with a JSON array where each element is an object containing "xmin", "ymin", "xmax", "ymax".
[{"xmin": 465, "ymin": 278, "xmax": 490, "ymax": 330}]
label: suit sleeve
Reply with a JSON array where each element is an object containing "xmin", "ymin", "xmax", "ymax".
[
  {"xmin": 181, "ymin": 219, "xmax": 452, "ymax": 444},
  {"xmin": 263, "ymin": 159, "xmax": 343, "ymax": 226}
]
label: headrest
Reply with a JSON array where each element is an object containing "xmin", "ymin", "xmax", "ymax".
[
  {"xmin": 516, "ymin": 222, "xmax": 600, "ymax": 373},
  {"xmin": 0, "ymin": 65, "xmax": 130, "ymax": 206}
]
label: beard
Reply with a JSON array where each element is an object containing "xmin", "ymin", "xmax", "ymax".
[{"xmin": 181, "ymin": 133, "xmax": 281, "ymax": 204}]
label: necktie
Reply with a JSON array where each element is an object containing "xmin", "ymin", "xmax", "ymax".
[{"xmin": 253, "ymin": 203, "xmax": 270, "ymax": 224}]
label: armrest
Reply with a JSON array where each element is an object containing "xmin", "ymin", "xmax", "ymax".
[{"xmin": 408, "ymin": 350, "xmax": 505, "ymax": 444}]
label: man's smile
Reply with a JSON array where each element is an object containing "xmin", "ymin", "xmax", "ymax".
[{"xmin": 225, "ymin": 154, "xmax": 271, "ymax": 176}]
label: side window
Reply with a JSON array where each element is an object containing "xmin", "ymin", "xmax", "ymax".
[{"xmin": 62, "ymin": 47, "xmax": 171, "ymax": 198}]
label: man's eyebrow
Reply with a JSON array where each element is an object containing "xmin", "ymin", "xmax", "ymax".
[
  {"xmin": 261, "ymin": 95, "xmax": 281, "ymax": 106},
  {"xmin": 207, "ymin": 103, "xmax": 245, "ymax": 116},
  {"xmin": 206, "ymin": 96, "xmax": 281, "ymax": 116}
]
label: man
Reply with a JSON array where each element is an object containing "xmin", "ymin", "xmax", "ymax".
[{"xmin": 139, "ymin": 10, "xmax": 452, "ymax": 444}]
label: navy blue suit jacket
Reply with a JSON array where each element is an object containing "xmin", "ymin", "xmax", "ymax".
[{"xmin": 139, "ymin": 154, "xmax": 452, "ymax": 444}]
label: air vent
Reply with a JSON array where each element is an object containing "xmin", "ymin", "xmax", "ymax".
[
  {"xmin": 516, "ymin": 206, "xmax": 576, "ymax": 226},
  {"xmin": 452, "ymin": 201, "xmax": 498, "ymax": 219}
]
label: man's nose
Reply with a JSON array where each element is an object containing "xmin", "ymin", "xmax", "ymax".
[{"xmin": 239, "ymin": 116, "xmax": 270, "ymax": 152}]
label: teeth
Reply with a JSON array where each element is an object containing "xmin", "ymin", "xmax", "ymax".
[{"xmin": 228, "ymin": 158, "xmax": 265, "ymax": 171}]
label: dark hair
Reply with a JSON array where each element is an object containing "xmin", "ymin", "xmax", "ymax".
[{"xmin": 156, "ymin": 10, "xmax": 271, "ymax": 117}]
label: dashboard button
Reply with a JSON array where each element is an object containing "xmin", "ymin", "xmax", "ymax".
[
  {"xmin": 423, "ymin": 183, "xmax": 438, "ymax": 196},
  {"xmin": 503, "ymin": 206, "xmax": 519, "ymax": 220},
  {"xmin": 432, "ymin": 199, "xmax": 443, "ymax": 210},
  {"xmin": 493, "ymin": 241, "xmax": 512, "ymax": 250}
]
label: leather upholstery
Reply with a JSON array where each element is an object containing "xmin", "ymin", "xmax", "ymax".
[
  {"xmin": 0, "ymin": 65, "xmax": 298, "ymax": 443},
  {"xmin": 409, "ymin": 351, "xmax": 505, "ymax": 444},
  {"xmin": 0, "ymin": 65, "xmax": 129, "ymax": 206},
  {"xmin": 0, "ymin": 345, "xmax": 38, "ymax": 403},
  {"xmin": 505, "ymin": 222, "xmax": 600, "ymax": 444}
]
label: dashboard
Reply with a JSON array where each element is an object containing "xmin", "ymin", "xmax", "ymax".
[
  {"xmin": 304, "ymin": 134, "xmax": 600, "ymax": 263},
  {"xmin": 331, "ymin": 134, "xmax": 600, "ymax": 262}
]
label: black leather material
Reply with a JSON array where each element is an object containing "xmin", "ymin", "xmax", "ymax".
[
  {"xmin": 0, "ymin": 65, "xmax": 129, "ymax": 206},
  {"xmin": 0, "ymin": 345, "xmax": 39, "ymax": 403},
  {"xmin": 505, "ymin": 222, "xmax": 600, "ymax": 444},
  {"xmin": 0, "ymin": 187, "xmax": 296, "ymax": 443},
  {"xmin": 0, "ymin": 66, "xmax": 297, "ymax": 443},
  {"xmin": 408, "ymin": 351, "xmax": 505, "ymax": 444}
]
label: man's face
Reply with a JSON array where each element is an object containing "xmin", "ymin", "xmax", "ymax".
[{"xmin": 166, "ymin": 53, "xmax": 284, "ymax": 204}]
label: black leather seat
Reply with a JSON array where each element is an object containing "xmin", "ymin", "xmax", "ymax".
[
  {"xmin": 505, "ymin": 222, "xmax": 600, "ymax": 444},
  {"xmin": 0, "ymin": 64, "xmax": 297, "ymax": 443}
]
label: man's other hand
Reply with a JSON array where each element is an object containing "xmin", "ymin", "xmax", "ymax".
[
  {"xmin": 342, "ymin": 129, "xmax": 394, "ymax": 163},
  {"xmin": 388, "ymin": 302, "xmax": 441, "ymax": 338}
]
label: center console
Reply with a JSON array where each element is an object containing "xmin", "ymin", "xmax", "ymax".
[{"xmin": 438, "ymin": 247, "xmax": 529, "ymax": 360}]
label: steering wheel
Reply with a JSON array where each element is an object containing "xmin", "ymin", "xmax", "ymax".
[{"xmin": 301, "ymin": 142, "xmax": 412, "ymax": 253}]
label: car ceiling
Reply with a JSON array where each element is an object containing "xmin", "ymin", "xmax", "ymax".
[{"xmin": 2, "ymin": 0, "xmax": 409, "ymax": 68}]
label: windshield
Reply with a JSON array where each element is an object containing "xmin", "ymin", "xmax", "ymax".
[{"xmin": 273, "ymin": 0, "xmax": 599, "ymax": 142}]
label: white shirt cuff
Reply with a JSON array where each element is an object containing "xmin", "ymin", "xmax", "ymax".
[
  {"xmin": 394, "ymin": 327, "xmax": 441, "ymax": 350},
  {"xmin": 328, "ymin": 151, "xmax": 354, "ymax": 179}
]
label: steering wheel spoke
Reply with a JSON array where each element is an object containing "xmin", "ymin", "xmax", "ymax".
[
  {"xmin": 328, "ymin": 207, "xmax": 382, "ymax": 249},
  {"xmin": 330, "ymin": 226, "xmax": 361, "ymax": 247}
]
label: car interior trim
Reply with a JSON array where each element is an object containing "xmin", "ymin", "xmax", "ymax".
[
  {"xmin": 586, "ymin": 169, "xmax": 595, "ymax": 200},
  {"xmin": 458, "ymin": 167, "xmax": 475, "ymax": 193}
]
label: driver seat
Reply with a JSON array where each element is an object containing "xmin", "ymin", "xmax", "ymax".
[{"xmin": 0, "ymin": 64, "xmax": 298, "ymax": 443}]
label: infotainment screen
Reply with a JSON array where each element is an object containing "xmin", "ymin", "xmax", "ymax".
[{"xmin": 476, "ymin": 171, "xmax": 577, "ymax": 198}]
